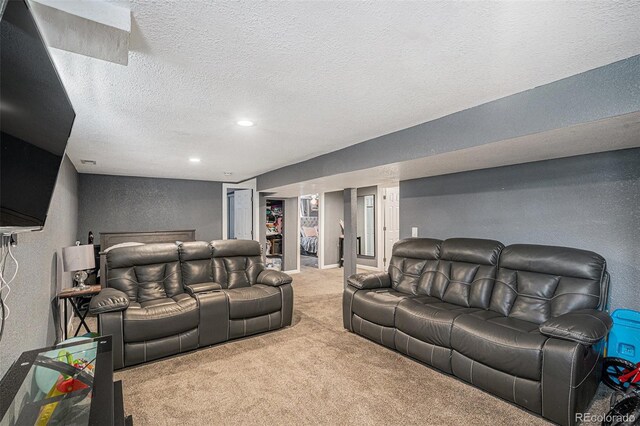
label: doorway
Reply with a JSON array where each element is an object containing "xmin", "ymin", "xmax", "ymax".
[
  {"xmin": 222, "ymin": 179, "xmax": 258, "ymax": 241},
  {"xmin": 299, "ymin": 194, "xmax": 319, "ymax": 269},
  {"xmin": 265, "ymin": 199, "xmax": 285, "ymax": 270},
  {"xmin": 227, "ymin": 188, "xmax": 253, "ymax": 240},
  {"xmin": 383, "ymin": 186, "xmax": 400, "ymax": 269}
]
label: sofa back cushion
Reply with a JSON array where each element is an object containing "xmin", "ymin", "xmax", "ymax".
[
  {"xmin": 490, "ymin": 244, "xmax": 606, "ymax": 324},
  {"xmin": 106, "ymin": 243, "xmax": 183, "ymax": 303},
  {"xmin": 388, "ymin": 238, "xmax": 441, "ymax": 294},
  {"xmin": 417, "ymin": 238, "xmax": 503, "ymax": 308},
  {"xmin": 211, "ymin": 240, "xmax": 265, "ymax": 289},
  {"xmin": 178, "ymin": 241, "xmax": 214, "ymax": 286}
]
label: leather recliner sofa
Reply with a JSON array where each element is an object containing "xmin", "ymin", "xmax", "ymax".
[
  {"xmin": 343, "ymin": 238, "xmax": 612, "ymax": 426},
  {"xmin": 89, "ymin": 239, "xmax": 293, "ymax": 369}
]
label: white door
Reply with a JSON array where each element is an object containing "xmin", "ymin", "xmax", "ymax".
[
  {"xmin": 234, "ymin": 189, "xmax": 253, "ymax": 240},
  {"xmin": 384, "ymin": 187, "xmax": 400, "ymax": 268}
]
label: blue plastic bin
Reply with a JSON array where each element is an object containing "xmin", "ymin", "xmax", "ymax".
[{"xmin": 607, "ymin": 309, "xmax": 640, "ymax": 363}]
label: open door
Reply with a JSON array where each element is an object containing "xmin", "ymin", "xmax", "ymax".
[
  {"xmin": 383, "ymin": 187, "xmax": 400, "ymax": 268},
  {"xmin": 234, "ymin": 189, "xmax": 253, "ymax": 240}
]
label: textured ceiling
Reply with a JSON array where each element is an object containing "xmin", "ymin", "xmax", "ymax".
[{"xmin": 49, "ymin": 1, "xmax": 640, "ymax": 182}]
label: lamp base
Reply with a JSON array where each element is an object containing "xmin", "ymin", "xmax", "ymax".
[
  {"xmin": 71, "ymin": 285, "xmax": 91, "ymax": 292},
  {"xmin": 73, "ymin": 270, "xmax": 90, "ymax": 291}
]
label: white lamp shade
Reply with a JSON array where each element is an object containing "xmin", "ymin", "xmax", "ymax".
[{"xmin": 62, "ymin": 244, "xmax": 95, "ymax": 272}]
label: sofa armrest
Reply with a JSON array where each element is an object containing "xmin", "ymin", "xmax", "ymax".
[
  {"xmin": 347, "ymin": 272, "xmax": 391, "ymax": 290},
  {"xmin": 185, "ymin": 282, "xmax": 222, "ymax": 295},
  {"xmin": 539, "ymin": 309, "xmax": 613, "ymax": 345},
  {"xmin": 89, "ymin": 288, "xmax": 130, "ymax": 315},
  {"xmin": 257, "ymin": 270, "xmax": 292, "ymax": 287}
]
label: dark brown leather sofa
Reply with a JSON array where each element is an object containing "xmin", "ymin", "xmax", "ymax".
[
  {"xmin": 343, "ymin": 238, "xmax": 612, "ymax": 426},
  {"xmin": 89, "ymin": 240, "xmax": 293, "ymax": 369}
]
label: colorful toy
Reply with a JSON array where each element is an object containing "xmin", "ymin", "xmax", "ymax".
[
  {"xmin": 601, "ymin": 357, "xmax": 640, "ymax": 426},
  {"xmin": 33, "ymin": 338, "xmax": 96, "ymax": 425}
]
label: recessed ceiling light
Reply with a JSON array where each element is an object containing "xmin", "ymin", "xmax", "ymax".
[
  {"xmin": 236, "ymin": 120, "xmax": 254, "ymax": 127},
  {"xmin": 80, "ymin": 159, "xmax": 96, "ymax": 165},
  {"xmin": 189, "ymin": 158, "xmax": 201, "ymax": 163},
  {"xmin": 223, "ymin": 172, "xmax": 233, "ymax": 176}
]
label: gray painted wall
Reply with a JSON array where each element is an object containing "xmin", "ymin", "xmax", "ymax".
[
  {"xmin": 1, "ymin": 156, "xmax": 78, "ymax": 377},
  {"xmin": 258, "ymin": 55, "xmax": 640, "ymax": 191},
  {"xmin": 323, "ymin": 191, "xmax": 344, "ymax": 265},
  {"xmin": 283, "ymin": 197, "xmax": 298, "ymax": 271},
  {"xmin": 343, "ymin": 189, "xmax": 357, "ymax": 285},
  {"xmin": 400, "ymin": 148, "xmax": 640, "ymax": 311},
  {"xmin": 78, "ymin": 174, "xmax": 223, "ymax": 242}
]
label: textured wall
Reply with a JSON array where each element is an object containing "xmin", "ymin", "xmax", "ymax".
[
  {"xmin": 77, "ymin": 174, "xmax": 223, "ymax": 242},
  {"xmin": 323, "ymin": 191, "xmax": 344, "ymax": 266},
  {"xmin": 400, "ymin": 148, "xmax": 640, "ymax": 311},
  {"xmin": 1, "ymin": 156, "xmax": 78, "ymax": 377}
]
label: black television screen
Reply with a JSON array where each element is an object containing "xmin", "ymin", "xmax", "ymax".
[{"xmin": 0, "ymin": 0, "xmax": 75, "ymax": 231}]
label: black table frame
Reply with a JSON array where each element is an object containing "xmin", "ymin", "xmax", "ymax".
[
  {"xmin": 0, "ymin": 336, "xmax": 115, "ymax": 425},
  {"xmin": 62, "ymin": 295, "xmax": 94, "ymax": 340}
]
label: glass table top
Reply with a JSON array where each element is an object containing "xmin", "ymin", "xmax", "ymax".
[{"xmin": 1, "ymin": 336, "xmax": 111, "ymax": 426}]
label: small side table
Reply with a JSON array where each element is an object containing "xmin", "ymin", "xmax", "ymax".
[{"xmin": 58, "ymin": 285, "xmax": 101, "ymax": 340}]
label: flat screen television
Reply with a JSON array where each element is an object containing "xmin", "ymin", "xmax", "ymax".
[{"xmin": 0, "ymin": 0, "xmax": 75, "ymax": 232}]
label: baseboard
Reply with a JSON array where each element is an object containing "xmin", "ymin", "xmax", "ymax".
[
  {"xmin": 284, "ymin": 269, "xmax": 300, "ymax": 274},
  {"xmin": 356, "ymin": 264, "xmax": 382, "ymax": 271},
  {"xmin": 320, "ymin": 263, "xmax": 339, "ymax": 270}
]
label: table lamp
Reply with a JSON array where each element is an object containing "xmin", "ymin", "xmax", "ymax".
[{"xmin": 62, "ymin": 242, "xmax": 95, "ymax": 291}]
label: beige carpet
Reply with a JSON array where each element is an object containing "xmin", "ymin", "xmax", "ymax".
[{"xmin": 114, "ymin": 266, "xmax": 612, "ymax": 425}]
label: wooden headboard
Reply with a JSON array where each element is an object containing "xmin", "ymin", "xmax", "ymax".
[{"xmin": 99, "ymin": 229, "xmax": 196, "ymax": 287}]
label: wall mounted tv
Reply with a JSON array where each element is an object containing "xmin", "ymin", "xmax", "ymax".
[{"xmin": 0, "ymin": 0, "xmax": 75, "ymax": 232}]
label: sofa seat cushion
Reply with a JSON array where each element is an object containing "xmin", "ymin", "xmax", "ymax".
[
  {"xmin": 451, "ymin": 310, "xmax": 548, "ymax": 381},
  {"xmin": 224, "ymin": 284, "xmax": 281, "ymax": 319},
  {"xmin": 396, "ymin": 296, "xmax": 479, "ymax": 347},
  {"xmin": 123, "ymin": 293, "xmax": 199, "ymax": 342},
  {"xmin": 352, "ymin": 289, "xmax": 415, "ymax": 327}
]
